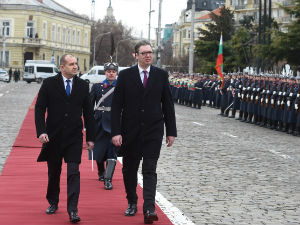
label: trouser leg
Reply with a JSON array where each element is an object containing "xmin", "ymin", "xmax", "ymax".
[
  {"xmin": 97, "ymin": 161, "xmax": 105, "ymax": 181},
  {"xmin": 47, "ymin": 160, "xmax": 62, "ymax": 206},
  {"xmin": 122, "ymin": 156, "xmax": 140, "ymax": 204},
  {"xmin": 67, "ymin": 162, "xmax": 80, "ymax": 213},
  {"xmin": 142, "ymin": 158, "xmax": 158, "ymax": 213}
]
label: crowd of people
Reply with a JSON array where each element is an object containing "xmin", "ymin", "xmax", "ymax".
[{"xmin": 169, "ymin": 72, "xmax": 300, "ymax": 136}]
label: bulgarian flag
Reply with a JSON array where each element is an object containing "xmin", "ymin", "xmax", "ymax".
[{"xmin": 216, "ymin": 33, "xmax": 224, "ymax": 88}]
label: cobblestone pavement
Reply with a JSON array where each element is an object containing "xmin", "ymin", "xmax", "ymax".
[
  {"xmin": 1, "ymin": 82, "xmax": 299, "ymax": 225},
  {"xmin": 157, "ymin": 103, "xmax": 300, "ymax": 225},
  {"xmin": 0, "ymin": 81, "xmax": 40, "ymax": 174}
]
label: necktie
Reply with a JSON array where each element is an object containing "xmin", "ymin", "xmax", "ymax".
[
  {"xmin": 143, "ymin": 71, "xmax": 148, "ymax": 88},
  {"xmin": 66, "ymin": 80, "xmax": 71, "ymax": 96}
]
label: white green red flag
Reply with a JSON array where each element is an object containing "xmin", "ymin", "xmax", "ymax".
[{"xmin": 216, "ymin": 34, "xmax": 224, "ymax": 88}]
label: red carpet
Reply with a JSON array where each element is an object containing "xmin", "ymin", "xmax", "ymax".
[{"xmin": 0, "ymin": 98, "xmax": 173, "ymax": 225}]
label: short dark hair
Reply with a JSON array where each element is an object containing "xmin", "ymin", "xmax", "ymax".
[
  {"xmin": 60, "ymin": 54, "xmax": 74, "ymax": 66},
  {"xmin": 134, "ymin": 40, "xmax": 152, "ymax": 54}
]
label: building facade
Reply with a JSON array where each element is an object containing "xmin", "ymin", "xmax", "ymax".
[
  {"xmin": 173, "ymin": 0, "xmax": 225, "ymax": 59},
  {"xmin": 225, "ymin": 0, "xmax": 296, "ymax": 32},
  {"xmin": 0, "ymin": 0, "xmax": 91, "ymax": 73}
]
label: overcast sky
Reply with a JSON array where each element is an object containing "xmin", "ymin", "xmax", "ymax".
[{"xmin": 55, "ymin": 0, "xmax": 187, "ymax": 39}]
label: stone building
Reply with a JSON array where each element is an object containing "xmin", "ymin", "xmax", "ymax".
[{"xmin": 0, "ymin": 0, "xmax": 92, "ymax": 73}]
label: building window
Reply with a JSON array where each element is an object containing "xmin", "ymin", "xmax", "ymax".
[
  {"xmin": 57, "ymin": 26, "xmax": 61, "ymax": 42},
  {"xmin": 2, "ymin": 21, "xmax": 10, "ymax": 36},
  {"xmin": 68, "ymin": 29, "xmax": 71, "ymax": 44},
  {"xmin": 0, "ymin": 51, "xmax": 10, "ymax": 67},
  {"xmin": 42, "ymin": 53, "xmax": 45, "ymax": 60},
  {"xmin": 77, "ymin": 30, "xmax": 80, "ymax": 45},
  {"xmin": 51, "ymin": 24, "xmax": 56, "ymax": 41},
  {"xmin": 72, "ymin": 30, "xmax": 76, "ymax": 45},
  {"xmin": 43, "ymin": 22, "xmax": 47, "ymax": 40},
  {"xmin": 84, "ymin": 32, "xmax": 88, "ymax": 47},
  {"xmin": 63, "ymin": 27, "xmax": 66, "ymax": 44},
  {"xmin": 26, "ymin": 22, "xmax": 34, "ymax": 38}
]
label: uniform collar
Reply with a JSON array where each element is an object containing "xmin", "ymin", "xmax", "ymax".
[{"xmin": 103, "ymin": 79, "xmax": 116, "ymax": 87}]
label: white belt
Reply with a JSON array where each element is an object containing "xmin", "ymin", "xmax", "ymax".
[{"xmin": 95, "ymin": 106, "xmax": 111, "ymax": 111}]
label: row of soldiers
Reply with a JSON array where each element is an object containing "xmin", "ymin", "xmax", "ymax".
[{"xmin": 169, "ymin": 72, "xmax": 300, "ymax": 136}]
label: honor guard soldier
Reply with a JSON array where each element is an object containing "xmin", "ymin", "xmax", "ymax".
[{"xmin": 89, "ymin": 61, "xmax": 118, "ymax": 190}]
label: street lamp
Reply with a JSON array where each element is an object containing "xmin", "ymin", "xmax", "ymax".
[
  {"xmin": 93, "ymin": 32, "xmax": 111, "ymax": 66},
  {"xmin": 148, "ymin": 0, "xmax": 155, "ymax": 41},
  {"xmin": 115, "ymin": 38, "xmax": 132, "ymax": 65}
]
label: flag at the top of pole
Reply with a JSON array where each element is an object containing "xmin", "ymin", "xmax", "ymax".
[{"xmin": 216, "ymin": 33, "xmax": 224, "ymax": 88}]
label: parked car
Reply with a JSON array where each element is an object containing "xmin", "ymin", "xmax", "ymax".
[
  {"xmin": 0, "ymin": 70, "xmax": 9, "ymax": 82},
  {"xmin": 80, "ymin": 65, "xmax": 129, "ymax": 83},
  {"xmin": 23, "ymin": 60, "xmax": 59, "ymax": 83}
]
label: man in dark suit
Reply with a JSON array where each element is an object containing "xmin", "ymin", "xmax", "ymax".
[
  {"xmin": 111, "ymin": 40, "xmax": 177, "ymax": 224},
  {"xmin": 35, "ymin": 54, "xmax": 95, "ymax": 223}
]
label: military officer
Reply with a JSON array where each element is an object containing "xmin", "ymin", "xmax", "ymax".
[{"xmin": 89, "ymin": 61, "xmax": 118, "ymax": 190}]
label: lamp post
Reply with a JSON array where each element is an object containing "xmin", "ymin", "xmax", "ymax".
[
  {"xmin": 93, "ymin": 32, "xmax": 111, "ymax": 66},
  {"xmin": 156, "ymin": 0, "xmax": 162, "ymax": 68},
  {"xmin": 148, "ymin": 0, "xmax": 155, "ymax": 41},
  {"xmin": 188, "ymin": 0, "xmax": 195, "ymax": 74},
  {"xmin": 116, "ymin": 38, "xmax": 132, "ymax": 64}
]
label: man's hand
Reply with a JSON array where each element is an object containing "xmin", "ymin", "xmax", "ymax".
[
  {"xmin": 86, "ymin": 141, "xmax": 94, "ymax": 150},
  {"xmin": 166, "ymin": 136, "xmax": 175, "ymax": 147},
  {"xmin": 39, "ymin": 133, "xmax": 49, "ymax": 143},
  {"xmin": 112, "ymin": 135, "xmax": 122, "ymax": 147}
]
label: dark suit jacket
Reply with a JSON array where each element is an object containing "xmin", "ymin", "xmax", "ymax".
[
  {"xmin": 111, "ymin": 65, "xmax": 177, "ymax": 158},
  {"xmin": 35, "ymin": 73, "xmax": 95, "ymax": 163}
]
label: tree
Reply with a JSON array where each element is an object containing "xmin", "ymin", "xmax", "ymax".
[
  {"xmin": 91, "ymin": 19, "xmax": 136, "ymax": 67},
  {"xmin": 271, "ymin": 0, "xmax": 300, "ymax": 71},
  {"xmin": 195, "ymin": 7, "xmax": 235, "ymax": 73},
  {"xmin": 198, "ymin": 7, "xmax": 235, "ymax": 42}
]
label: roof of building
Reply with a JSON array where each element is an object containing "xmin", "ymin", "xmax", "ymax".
[
  {"xmin": 0, "ymin": 0, "xmax": 78, "ymax": 17},
  {"xmin": 197, "ymin": 7, "xmax": 222, "ymax": 20}
]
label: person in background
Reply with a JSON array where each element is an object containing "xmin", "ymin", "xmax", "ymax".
[{"xmin": 89, "ymin": 61, "xmax": 118, "ymax": 190}]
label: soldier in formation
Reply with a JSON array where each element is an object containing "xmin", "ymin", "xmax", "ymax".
[{"xmin": 169, "ymin": 72, "xmax": 300, "ymax": 136}]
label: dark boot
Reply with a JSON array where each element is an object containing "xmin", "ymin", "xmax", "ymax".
[
  {"xmin": 267, "ymin": 119, "xmax": 272, "ymax": 128},
  {"xmin": 282, "ymin": 123, "xmax": 288, "ymax": 132},
  {"xmin": 219, "ymin": 108, "xmax": 225, "ymax": 116},
  {"xmin": 253, "ymin": 115, "xmax": 258, "ymax": 124},
  {"xmin": 287, "ymin": 124, "xmax": 294, "ymax": 134},
  {"xmin": 270, "ymin": 120, "xmax": 276, "ymax": 130},
  {"xmin": 293, "ymin": 127, "xmax": 300, "ymax": 136},
  {"xmin": 241, "ymin": 112, "xmax": 248, "ymax": 122},
  {"xmin": 229, "ymin": 110, "xmax": 236, "ymax": 118},
  {"xmin": 237, "ymin": 111, "xmax": 243, "ymax": 120},
  {"xmin": 97, "ymin": 161, "xmax": 105, "ymax": 181},
  {"xmin": 246, "ymin": 114, "xmax": 253, "ymax": 123},
  {"xmin": 259, "ymin": 117, "xmax": 266, "ymax": 127},
  {"xmin": 224, "ymin": 108, "xmax": 229, "ymax": 117},
  {"xmin": 104, "ymin": 159, "xmax": 117, "ymax": 190},
  {"xmin": 276, "ymin": 121, "xmax": 282, "ymax": 131}
]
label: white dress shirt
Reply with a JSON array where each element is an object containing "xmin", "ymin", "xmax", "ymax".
[
  {"xmin": 138, "ymin": 64, "xmax": 150, "ymax": 84},
  {"xmin": 62, "ymin": 75, "xmax": 73, "ymax": 93}
]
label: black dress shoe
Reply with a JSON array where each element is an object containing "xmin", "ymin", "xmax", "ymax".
[
  {"xmin": 125, "ymin": 204, "xmax": 137, "ymax": 216},
  {"xmin": 144, "ymin": 210, "xmax": 158, "ymax": 224},
  {"xmin": 104, "ymin": 179, "xmax": 113, "ymax": 190},
  {"xmin": 69, "ymin": 211, "xmax": 81, "ymax": 223},
  {"xmin": 46, "ymin": 204, "xmax": 58, "ymax": 214}
]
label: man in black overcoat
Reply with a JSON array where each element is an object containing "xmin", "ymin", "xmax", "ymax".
[
  {"xmin": 111, "ymin": 40, "xmax": 177, "ymax": 224},
  {"xmin": 35, "ymin": 54, "xmax": 95, "ymax": 223}
]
